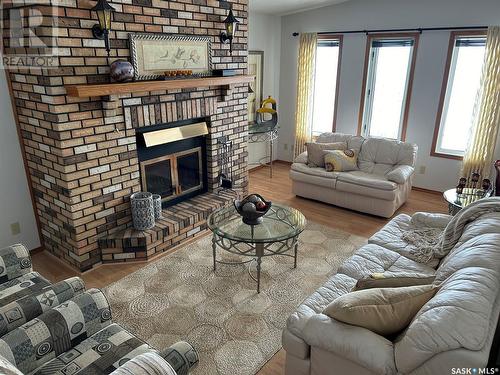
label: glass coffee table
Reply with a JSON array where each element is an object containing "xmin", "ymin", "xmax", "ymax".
[{"xmin": 207, "ymin": 203, "xmax": 307, "ymax": 293}]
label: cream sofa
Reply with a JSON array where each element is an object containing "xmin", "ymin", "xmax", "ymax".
[
  {"xmin": 290, "ymin": 133, "xmax": 417, "ymax": 218},
  {"xmin": 282, "ymin": 204, "xmax": 500, "ymax": 374}
]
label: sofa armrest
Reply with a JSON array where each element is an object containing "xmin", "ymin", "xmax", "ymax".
[
  {"xmin": 294, "ymin": 152, "xmax": 308, "ymax": 164},
  {"xmin": 111, "ymin": 352, "xmax": 178, "ymax": 375},
  {"xmin": 0, "ymin": 244, "xmax": 32, "ymax": 283},
  {"xmin": 0, "ymin": 288, "xmax": 112, "ymax": 374},
  {"xmin": 161, "ymin": 341, "xmax": 199, "ymax": 374},
  {"xmin": 302, "ymin": 314, "xmax": 397, "ymax": 374},
  {"xmin": 411, "ymin": 212, "xmax": 452, "ymax": 229},
  {"xmin": 386, "ymin": 165, "xmax": 415, "ymax": 184}
]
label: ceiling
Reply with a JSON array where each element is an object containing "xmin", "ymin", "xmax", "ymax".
[{"xmin": 250, "ymin": 0, "xmax": 350, "ymax": 15}]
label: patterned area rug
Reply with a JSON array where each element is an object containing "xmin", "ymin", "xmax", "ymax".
[{"xmin": 103, "ymin": 222, "xmax": 366, "ymax": 375}]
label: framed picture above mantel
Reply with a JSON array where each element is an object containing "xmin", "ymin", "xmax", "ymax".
[{"xmin": 130, "ymin": 33, "xmax": 212, "ymax": 80}]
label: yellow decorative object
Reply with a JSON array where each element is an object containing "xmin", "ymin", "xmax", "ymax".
[
  {"xmin": 294, "ymin": 33, "xmax": 318, "ymax": 158},
  {"xmin": 462, "ymin": 26, "xmax": 500, "ymax": 178},
  {"xmin": 256, "ymin": 96, "xmax": 278, "ymax": 127}
]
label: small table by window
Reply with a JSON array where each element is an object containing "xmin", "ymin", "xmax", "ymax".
[
  {"xmin": 207, "ymin": 203, "xmax": 306, "ymax": 293},
  {"xmin": 443, "ymin": 188, "xmax": 493, "ymax": 215},
  {"xmin": 248, "ymin": 122, "xmax": 278, "ymax": 178}
]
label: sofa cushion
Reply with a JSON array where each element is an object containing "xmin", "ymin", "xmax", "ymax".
[
  {"xmin": 354, "ymin": 272, "xmax": 435, "ymax": 290},
  {"xmin": 316, "ymin": 133, "xmax": 365, "ymax": 153},
  {"xmin": 306, "ymin": 142, "xmax": 346, "ymax": 167},
  {"xmin": 290, "ymin": 163, "xmax": 338, "ymax": 189},
  {"xmin": 358, "ymin": 138, "xmax": 417, "ymax": 176},
  {"xmin": 435, "ymin": 233, "xmax": 500, "ymax": 284},
  {"xmin": 0, "ymin": 277, "xmax": 86, "ymax": 336},
  {"xmin": 395, "ymin": 267, "xmax": 499, "ymax": 373},
  {"xmin": 324, "ymin": 149, "xmax": 359, "ymax": 172},
  {"xmin": 336, "ymin": 171, "xmax": 397, "ymax": 191},
  {"xmin": 339, "ymin": 244, "xmax": 436, "ymax": 281},
  {"xmin": 33, "ymin": 323, "xmax": 155, "ymax": 375},
  {"xmin": 369, "ymin": 214, "xmax": 440, "ymax": 268},
  {"xmin": 0, "ymin": 272, "xmax": 51, "ymax": 298},
  {"xmin": 324, "ymin": 285, "xmax": 437, "ymax": 336},
  {"xmin": 0, "ymin": 289, "xmax": 112, "ymax": 374}
]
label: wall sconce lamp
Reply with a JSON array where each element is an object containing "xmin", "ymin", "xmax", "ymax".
[
  {"xmin": 220, "ymin": 8, "xmax": 240, "ymax": 53},
  {"xmin": 91, "ymin": 0, "xmax": 116, "ymax": 56}
]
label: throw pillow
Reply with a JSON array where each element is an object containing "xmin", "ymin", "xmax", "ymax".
[
  {"xmin": 324, "ymin": 149, "xmax": 358, "ymax": 172},
  {"xmin": 354, "ymin": 272, "xmax": 436, "ymax": 291},
  {"xmin": 323, "ymin": 285, "xmax": 438, "ymax": 336},
  {"xmin": 306, "ymin": 142, "xmax": 346, "ymax": 167}
]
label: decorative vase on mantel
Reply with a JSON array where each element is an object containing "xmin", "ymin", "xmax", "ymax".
[{"xmin": 130, "ymin": 192, "xmax": 155, "ymax": 231}]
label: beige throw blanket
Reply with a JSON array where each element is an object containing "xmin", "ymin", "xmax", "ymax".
[
  {"xmin": 438, "ymin": 197, "xmax": 500, "ymax": 257},
  {"xmin": 402, "ymin": 197, "xmax": 500, "ymax": 264}
]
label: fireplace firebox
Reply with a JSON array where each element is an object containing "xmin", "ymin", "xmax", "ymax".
[{"xmin": 136, "ymin": 119, "xmax": 209, "ymax": 208}]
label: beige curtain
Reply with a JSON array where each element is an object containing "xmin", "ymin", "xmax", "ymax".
[
  {"xmin": 294, "ymin": 33, "xmax": 318, "ymax": 157},
  {"xmin": 462, "ymin": 26, "xmax": 500, "ymax": 178}
]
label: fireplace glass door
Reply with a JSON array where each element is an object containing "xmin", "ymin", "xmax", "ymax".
[{"xmin": 140, "ymin": 147, "xmax": 203, "ymax": 203}]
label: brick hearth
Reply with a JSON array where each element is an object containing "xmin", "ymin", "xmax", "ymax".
[
  {"xmin": 98, "ymin": 191, "xmax": 234, "ymax": 262},
  {"xmin": 3, "ymin": 0, "xmax": 249, "ymax": 271}
]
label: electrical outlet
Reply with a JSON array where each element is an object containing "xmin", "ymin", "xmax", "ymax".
[
  {"xmin": 283, "ymin": 143, "xmax": 288, "ymax": 151},
  {"xmin": 10, "ymin": 222, "xmax": 20, "ymax": 236},
  {"xmin": 419, "ymin": 166, "xmax": 426, "ymax": 174}
]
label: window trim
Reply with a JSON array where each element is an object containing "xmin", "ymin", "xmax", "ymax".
[
  {"xmin": 357, "ymin": 32, "xmax": 420, "ymax": 141},
  {"xmin": 430, "ymin": 30, "xmax": 487, "ymax": 160},
  {"xmin": 313, "ymin": 34, "xmax": 343, "ymax": 134}
]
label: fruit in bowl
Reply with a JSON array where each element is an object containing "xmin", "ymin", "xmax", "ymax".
[{"xmin": 234, "ymin": 194, "xmax": 272, "ymax": 225}]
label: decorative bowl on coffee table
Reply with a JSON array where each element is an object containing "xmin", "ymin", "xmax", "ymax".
[{"xmin": 234, "ymin": 193, "xmax": 272, "ymax": 225}]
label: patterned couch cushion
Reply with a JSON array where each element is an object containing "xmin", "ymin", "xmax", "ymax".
[
  {"xmin": 0, "ymin": 245, "xmax": 32, "ymax": 284},
  {"xmin": 0, "ymin": 289, "xmax": 112, "ymax": 374},
  {"xmin": 0, "ymin": 277, "xmax": 86, "ymax": 337},
  {"xmin": 34, "ymin": 323, "xmax": 155, "ymax": 375},
  {"xmin": 0, "ymin": 272, "xmax": 51, "ymax": 295}
]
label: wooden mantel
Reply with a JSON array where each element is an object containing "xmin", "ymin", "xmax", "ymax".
[{"xmin": 65, "ymin": 75, "xmax": 254, "ymax": 98}]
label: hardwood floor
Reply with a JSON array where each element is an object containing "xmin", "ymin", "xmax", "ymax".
[{"xmin": 32, "ymin": 162, "xmax": 447, "ymax": 375}]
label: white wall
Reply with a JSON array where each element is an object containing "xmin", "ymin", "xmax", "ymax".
[
  {"xmin": 0, "ymin": 72, "xmax": 40, "ymax": 250},
  {"xmin": 248, "ymin": 12, "xmax": 281, "ymax": 168},
  {"xmin": 278, "ymin": 0, "xmax": 500, "ymax": 191}
]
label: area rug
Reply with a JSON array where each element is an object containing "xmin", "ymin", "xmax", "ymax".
[{"xmin": 103, "ymin": 222, "xmax": 366, "ymax": 375}]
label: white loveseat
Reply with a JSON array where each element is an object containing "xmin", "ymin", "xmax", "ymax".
[
  {"xmin": 282, "ymin": 202, "xmax": 500, "ymax": 374},
  {"xmin": 290, "ymin": 133, "xmax": 417, "ymax": 218}
]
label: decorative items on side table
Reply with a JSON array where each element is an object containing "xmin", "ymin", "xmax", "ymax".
[{"xmin": 444, "ymin": 172, "xmax": 494, "ymax": 215}]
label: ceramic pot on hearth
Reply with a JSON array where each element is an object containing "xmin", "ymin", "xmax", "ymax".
[{"xmin": 110, "ymin": 60, "xmax": 134, "ymax": 83}]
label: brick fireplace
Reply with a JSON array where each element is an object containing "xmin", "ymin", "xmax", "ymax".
[{"xmin": 3, "ymin": 0, "xmax": 249, "ymax": 271}]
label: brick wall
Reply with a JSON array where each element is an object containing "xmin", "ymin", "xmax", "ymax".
[{"xmin": 3, "ymin": 0, "xmax": 249, "ymax": 271}]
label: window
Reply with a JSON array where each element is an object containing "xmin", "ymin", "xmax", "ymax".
[
  {"xmin": 432, "ymin": 32, "xmax": 487, "ymax": 159},
  {"xmin": 359, "ymin": 34, "xmax": 419, "ymax": 140},
  {"xmin": 311, "ymin": 35, "xmax": 342, "ymax": 137}
]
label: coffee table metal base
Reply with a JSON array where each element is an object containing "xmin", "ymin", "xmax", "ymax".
[{"xmin": 212, "ymin": 233, "xmax": 299, "ymax": 293}]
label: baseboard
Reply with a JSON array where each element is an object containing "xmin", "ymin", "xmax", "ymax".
[
  {"xmin": 29, "ymin": 246, "xmax": 44, "ymax": 255},
  {"xmin": 412, "ymin": 186, "xmax": 443, "ymax": 195}
]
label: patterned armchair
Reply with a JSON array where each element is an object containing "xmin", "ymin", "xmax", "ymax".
[{"xmin": 0, "ymin": 244, "xmax": 199, "ymax": 375}]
